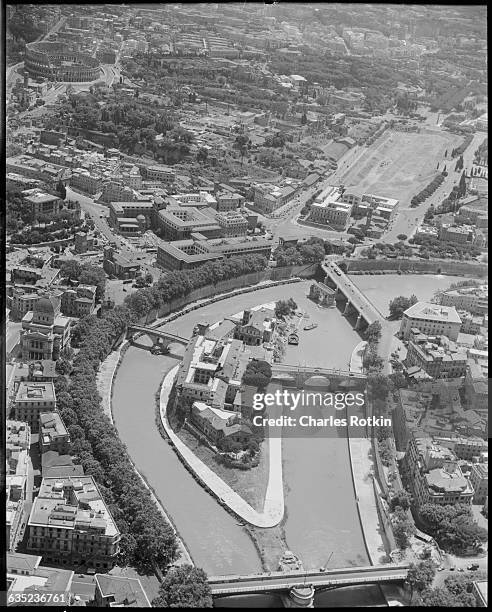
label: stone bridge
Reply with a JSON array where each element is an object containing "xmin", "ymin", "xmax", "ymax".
[
  {"xmin": 126, "ymin": 324, "xmax": 189, "ymax": 350},
  {"xmin": 271, "ymin": 364, "xmax": 366, "ymax": 390},
  {"xmin": 321, "ymin": 261, "xmax": 384, "ymax": 330}
]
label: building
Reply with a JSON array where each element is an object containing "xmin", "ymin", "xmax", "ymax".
[
  {"xmin": 145, "ymin": 164, "xmax": 176, "ymax": 185},
  {"xmin": 438, "ymin": 223, "xmax": 477, "ymax": 245},
  {"xmin": 252, "ymin": 183, "xmax": 297, "ymax": 215},
  {"xmin": 176, "ymin": 336, "xmax": 250, "ymax": 411},
  {"xmin": 156, "ymin": 236, "xmax": 271, "ymax": 271},
  {"xmin": 233, "ymin": 307, "xmax": 276, "ymax": 346},
  {"xmin": 108, "ymin": 201, "xmax": 155, "ymax": 235},
  {"xmin": 6, "ymin": 155, "xmax": 71, "ymax": 188},
  {"xmin": 307, "ymin": 185, "xmax": 353, "ymax": 230},
  {"xmin": 464, "ymin": 362, "xmax": 488, "ymax": 413},
  {"xmin": 309, "ymin": 282, "xmax": 336, "ymax": 307},
  {"xmin": 404, "ymin": 436, "xmax": 474, "ymax": 510},
  {"xmin": 22, "ymin": 189, "xmax": 64, "ymax": 221},
  {"xmin": 405, "ymin": 333, "xmax": 468, "ymax": 379},
  {"xmin": 11, "ymin": 288, "xmax": 40, "ymax": 320},
  {"xmin": 27, "ymin": 476, "xmax": 120, "ymax": 570},
  {"xmin": 215, "ymin": 211, "xmax": 248, "ymax": 237},
  {"xmin": 215, "ymin": 191, "xmax": 244, "ymax": 212},
  {"xmin": 392, "ymin": 389, "xmax": 430, "ymax": 452},
  {"xmin": 399, "ymin": 302, "xmax": 462, "ymax": 341},
  {"xmin": 459, "ymin": 310, "xmax": 486, "ymax": 335},
  {"xmin": 7, "ymin": 553, "xmax": 75, "ymax": 602},
  {"xmin": 439, "ymin": 285, "xmax": 488, "ymax": 315},
  {"xmin": 39, "ymin": 412, "xmax": 71, "ymax": 455},
  {"xmin": 103, "ymin": 247, "xmax": 140, "ymax": 279},
  {"xmin": 157, "ymin": 206, "xmax": 221, "ymax": 240},
  {"xmin": 20, "ymin": 293, "xmax": 71, "ymax": 361},
  {"xmin": 469, "ymin": 463, "xmax": 488, "ymax": 504},
  {"xmin": 94, "ymin": 574, "xmax": 151, "ymax": 607},
  {"xmin": 25, "ymin": 41, "xmax": 101, "ymax": 82},
  {"xmin": 12, "ymin": 381, "xmax": 57, "ymax": 432},
  {"xmin": 61, "ymin": 285, "xmax": 97, "ymax": 317},
  {"xmin": 189, "ymin": 401, "xmax": 252, "ymax": 447}
]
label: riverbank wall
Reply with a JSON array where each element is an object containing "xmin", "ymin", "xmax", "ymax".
[
  {"xmin": 139, "ymin": 264, "xmax": 318, "ymax": 325},
  {"xmin": 344, "ymin": 258, "xmax": 487, "ymax": 277},
  {"xmin": 96, "ymin": 341, "xmax": 194, "ymax": 567}
]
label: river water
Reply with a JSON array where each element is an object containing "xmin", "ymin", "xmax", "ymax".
[{"xmin": 111, "ymin": 275, "xmax": 465, "ymax": 602}]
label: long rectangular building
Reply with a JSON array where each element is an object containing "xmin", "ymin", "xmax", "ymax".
[{"xmin": 157, "ymin": 236, "xmax": 271, "ymax": 271}]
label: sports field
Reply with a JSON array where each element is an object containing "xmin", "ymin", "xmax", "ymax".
[{"xmin": 342, "ymin": 128, "xmax": 462, "ymax": 204}]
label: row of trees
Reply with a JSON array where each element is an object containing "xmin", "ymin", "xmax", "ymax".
[
  {"xmin": 410, "ymin": 172, "xmax": 446, "ymax": 208},
  {"xmin": 410, "ymin": 234, "xmax": 482, "ymax": 260},
  {"xmin": 58, "ymin": 307, "xmax": 180, "ymax": 574},
  {"xmin": 123, "ymin": 254, "xmax": 268, "ymax": 322},
  {"xmin": 451, "ymin": 134, "xmax": 473, "ymax": 158}
]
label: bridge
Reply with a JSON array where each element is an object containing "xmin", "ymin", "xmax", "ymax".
[
  {"xmin": 208, "ymin": 564, "xmax": 410, "ymax": 597},
  {"xmin": 126, "ymin": 324, "xmax": 189, "ymax": 350},
  {"xmin": 271, "ymin": 364, "xmax": 366, "ymax": 389},
  {"xmin": 321, "ymin": 261, "xmax": 384, "ymax": 329}
]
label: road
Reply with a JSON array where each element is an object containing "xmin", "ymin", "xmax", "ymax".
[{"xmin": 65, "ymin": 186, "xmax": 132, "ymax": 250}]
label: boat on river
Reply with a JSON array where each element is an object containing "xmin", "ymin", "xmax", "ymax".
[
  {"xmin": 303, "ymin": 323, "xmax": 318, "ymax": 331},
  {"xmin": 288, "ymin": 332, "xmax": 299, "ymax": 345}
]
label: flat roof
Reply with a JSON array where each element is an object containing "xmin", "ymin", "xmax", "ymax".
[
  {"xmin": 404, "ymin": 302, "xmax": 462, "ymax": 324},
  {"xmin": 15, "ymin": 381, "xmax": 56, "ymax": 403}
]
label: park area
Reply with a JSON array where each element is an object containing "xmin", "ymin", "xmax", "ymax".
[{"xmin": 343, "ymin": 128, "xmax": 463, "ymax": 205}]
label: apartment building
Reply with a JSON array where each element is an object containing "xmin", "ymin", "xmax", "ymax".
[
  {"xmin": 439, "ymin": 285, "xmax": 488, "ymax": 315},
  {"xmin": 39, "ymin": 412, "xmax": 71, "ymax": 455},
  {"xmin": 12, "ymin": 381, "xmax": 57, "ymax": 432},
  {"xmin": 60, "ymin": 285, "xmax": 97, "ymax": 317},
  {"xmin": 404, "ymin": 436, "xmax": 474, "ymax": 509},
  {"xmin": 469, "ymin": 463, "xmax": 488, "ymax": 504},
  {"xmin": 22, "ymin": 189, "xmax": 64, "ymax": 220},
  {"xmin": 399, "ymin": 302, "xmax": 462, "ymax": 341},
  {"xmin": 27, "ymin": 476, "xmax": 120, "ymax": 570},
  {"xmin": 215, "ymin": 191, "xmax": 244, "ymax": 212},
  {"xmin": 94, "ymin": 574, "xmax": 151, "ymax": 607},
  {"xmin": 6, "ymin": 172, "xmax": 44, "ymax": 192},
  {"xmin": 7, "ymin": 553, "xmax": 74, "ymax": 600},
  {"xmin": 438, "ymin": 224, "xmax": 476, "ymax": 245},
  {"xmin": 405, "ymin": 333, "xmax": 468, "ymax": 379},
  {"xmin": 215, "ymin": 211, "xmax": 249, "ymax": 237},
  {"xmin": 11, "ymin": 288, "xmax": 40, "ymax": 320},
  {"xmin": 145, "ymin": 164, "xmax": 176, "ymax": 185},
  {"xmin": 6, "ymin": 155, "xmax": 71, "ymax": 188}
]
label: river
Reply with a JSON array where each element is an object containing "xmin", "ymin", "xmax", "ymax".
[{"xmin": 111, "ymin": 275, "xmax": 466, "ymax": 602}]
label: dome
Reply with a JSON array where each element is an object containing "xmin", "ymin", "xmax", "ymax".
[
  {"xmin": 303, "ymin": 375, "xmax": 330, "ymax": 389},
  {"xmin": 35, "ymin": 295, "xmax": 57, "ymax": 315}
]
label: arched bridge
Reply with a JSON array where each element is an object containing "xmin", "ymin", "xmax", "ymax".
[
  {"xmin": 271, "ymin": 364, "xmax": 366, "ymax": 389},
  {"xmin": 208, "ymin": 564, "xmax": 410, "ymax": 597},
  {"xmin": 322, "ymin": 261, "xmax": 384, "ymax": 329},
  {"xmin": 126, "ymin": 324, "xmax": 190, "ymax": 349}
]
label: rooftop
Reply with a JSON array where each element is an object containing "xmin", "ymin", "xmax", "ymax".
[
  {"xmin": 95, "ymin": 574, "xmax": 151, "ymax": 607},
  {"xmin": 404, "ymin": 302, "xmax": 462, "ymax": 324},
  {"xmin": 15, "ymin": 381, "xmax": 56, "ymax": 404}
]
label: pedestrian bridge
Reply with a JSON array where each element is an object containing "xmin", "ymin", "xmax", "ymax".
[
  {"xmin": 208, "ymin": 564, "xmax": 410, "ymax": 597},
  {"xmin": 322, "ymin": 261, "xmax": 384, "ymax": 328},
  {"xmin": 126, "ymin": 324, "xmax": 189, "ymax": 349}
]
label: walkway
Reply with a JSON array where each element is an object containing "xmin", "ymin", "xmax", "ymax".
[
  {"xmin": 350, "ymin": 341, "xmax": 368, "ymax": 373},
  {"xmin": 159, "ymin": 366, "xmax": 284, "ymax": 528}
]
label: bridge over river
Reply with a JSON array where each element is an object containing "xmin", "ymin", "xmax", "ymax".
[
  {"xmin": 208, "ymin": 564, "xmax": 410, "ymax": 597},
  {"xmin": 322, "ymin": 261, "xmax": 384, "ymax": 329},
  {"xmin": 126, "ymin": 324, "xmax": 190, "ymax": 349}
]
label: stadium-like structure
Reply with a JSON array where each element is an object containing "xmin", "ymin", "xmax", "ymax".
[{"xmin": 25, "ymin": 41, "xmax": 101, "ymax": 82}]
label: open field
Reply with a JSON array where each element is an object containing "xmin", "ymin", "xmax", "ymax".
[{"xmin": 343, "ymin": 128, "xmax": 462, "ymax": 204}]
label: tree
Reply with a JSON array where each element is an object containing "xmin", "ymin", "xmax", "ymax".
[
  {"xmin": 152, "ymin": 565, "xmax": 212, "ymax": 608},
  {"xmin": 242, "ymin": 360, "xmax": 272, "ymax": 389},
  {"xmin": 196, "ymin": 147, "xmax": 208, "ymax": 163},
  {"xmin": 417, "ymin": 587, "xmax": 462, "ymax": 607},
  {"xmin": 275, "ymin": 299, "xmax": 297, "ymax": 318},
  {"xmin": 79, "ymin": 264, "xmax": 106, "ymax": 302},
  {"xmin": 365, "ymin": 321, "xmax": 382, "ymax": 344},
  {"xmin": 393, "ymin": 518, "xmax": 415, "ymax": 549},
  {"xmin": 56, "ymin": 180, "xmax": 67, "ymax": 199},
  {"xmin": 61, "ymin": 260, "xmax": 83, "ymax": 280},
  {"xmin": 397, "ymin": 234, "xmax": 407, "ymax": 241},
  {"xmin": 388, "ymin": 295, "xmax": 418, "ymax": 320},
  {"xmin": 406, "ymin": 561, "xmax": 436, "ymax": 594},
  {"xmin": 390, "ymin": 490, "xmax": 412, "ymax": 512}
]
